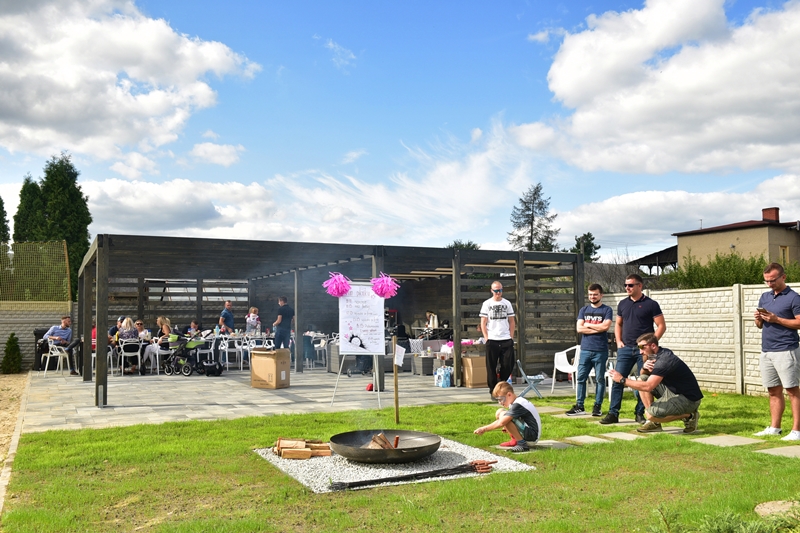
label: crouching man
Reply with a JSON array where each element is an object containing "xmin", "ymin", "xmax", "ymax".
[{"xmin": 609, "ymin": 333, "xmax": 703, "ymax": 434}]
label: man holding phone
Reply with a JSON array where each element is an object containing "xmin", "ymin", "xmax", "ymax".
[{"xmin": 754, "ymin": 262, "xmax": 800, "ymax": 440}]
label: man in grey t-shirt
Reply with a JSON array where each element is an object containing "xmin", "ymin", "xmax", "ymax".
[{"xmin": 754, "ymin": 262, "xmax": 800, "ymax": 440}]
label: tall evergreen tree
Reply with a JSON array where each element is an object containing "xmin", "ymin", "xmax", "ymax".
[
  {"xmin": 507, "ymin": 183, "xmax": 560, "ymax": 252},
  {"xmin": 13, "ymin": 174, "xmax": 47, "ymax": 242},
  {"xmin": 569, "ymin": 232, "xmax": 601, "ymax": 262},
  {"xmin": 13, "ymin": 155, "xmax": 92, "ymax": 300},
  {"xmin": 38, "ymin": 153, "xmax": 92, "ymax": 300},
  {"xmin": 0, "ymin": 195, "xmax": 9, "ymax": 243}
]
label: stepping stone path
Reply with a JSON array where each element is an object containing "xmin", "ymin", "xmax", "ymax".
[
  {"xmin": 599, "ymin": 432, "xmax": 643, "ymax": 441},
  {"xmin": 565, "ymin": 435, "xmax": 611, "ymax": 445},
  {"xmin": 692, "ymin": 435, "xmax": 761, "ymax": 447},
  {"xmin": 756, "ymin": 446, "xmax": 800, "ymax": 458}
]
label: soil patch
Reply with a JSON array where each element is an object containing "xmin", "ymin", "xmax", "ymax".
[{"xmin": 0, "ymin": 373, "xmax": 27, "ymax": 462}]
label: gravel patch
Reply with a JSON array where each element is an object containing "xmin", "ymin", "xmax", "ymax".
[{"xmin": 255, "ymin": 437, "xmax": 535, "ymax": 493}]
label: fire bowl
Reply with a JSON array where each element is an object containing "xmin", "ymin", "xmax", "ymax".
[{"xmin": 329, "ymin": 429, "xmax": 441, "ymax": 464}]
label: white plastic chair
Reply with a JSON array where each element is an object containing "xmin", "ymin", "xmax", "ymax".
[
  {"xmin": 551, "ymin": 345, "xmax": 581, "ymax": 393},
  {"xmin": 218, "ymin": 335, "xmax": 243, "ymax": 371},
  {"xmin": 42, "ymin": 340, "xmax": 71, "ymax": 377},
  {"xmin": 194, "ymin": 338, "xmax": 214, "ymax": 365},
  {"xmin": 118, "ymin": 339, "xmax": 143, "ymax": 374},
  {"xmin": 312, "ymin": 336, "xmax": 328, "ymax": 367},
  {"xmin": 92, "ymin": 345, "xmax": 116, "ymax": 376}
]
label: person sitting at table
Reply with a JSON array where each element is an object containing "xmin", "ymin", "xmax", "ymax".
[
  {"xmin": 181, "ymin": 320, "xmax": 201, "ymax": 336},
  {"xmin": 108, "ymin": 316, "xmax": 125, "ymax": 347},
  {"xmin": 142, "ymin": 316, "xmax": 171, "ymax": 374},
  {"xmin": 118, "ymin": 317, "xmax": 138, "ymax": 341},
  {"xmin": 418, "ymin": 311, "xmax": 439, "ymax": 339},
  {"xmin": 44, "ymin": 315, "xmax": 81, "ymax": 375},
  {"xmin": 134, "ymin": 319, "xmax": 151, "ymax": 340}
]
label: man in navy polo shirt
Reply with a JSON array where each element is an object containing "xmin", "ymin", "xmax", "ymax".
[
  {"xmin": 754, "ymin": 262, "xmax": 800, "ymax": 440},
  {"xmin": 566, "ymin": 283, "xmax": 613, "ymax": 417},
  {"xmin": 600, "ymin": 273, "xmax": 666, "ymax": 425}
]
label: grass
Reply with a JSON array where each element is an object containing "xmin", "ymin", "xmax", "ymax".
[{"xmin": 2, "ymin": 392, "xmax": 800, "ymax": 532}]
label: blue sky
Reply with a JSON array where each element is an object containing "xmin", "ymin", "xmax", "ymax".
[{"xmin": 1, "ymin": 0, "xmax": 799, "ymax": 261}]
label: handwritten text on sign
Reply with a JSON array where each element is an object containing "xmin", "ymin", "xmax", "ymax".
[{"xmin": 339, "ymin": 283, "xmax": 385, "ymax": 355}]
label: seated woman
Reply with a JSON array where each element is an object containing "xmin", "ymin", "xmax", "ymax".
[{"xmin": 142, "ymin": 316, "xmax": 171, "ymax": 374}]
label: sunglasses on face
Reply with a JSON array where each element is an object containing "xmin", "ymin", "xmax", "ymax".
[
  {"xmin": 135, "ymin": 323, "xmax": 143, "ymax": 326},
  {"xmin": 624, "ymin": 283, "xmax": 640, "ymax": 288},
  {"xmin": 492, "ymin": 289, "xmax": 503, "ymax": 293}
]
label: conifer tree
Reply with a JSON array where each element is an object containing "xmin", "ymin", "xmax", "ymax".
[
  {"xmin": 507, "ymin": 183, "xmax": 560, "ymax": 252},
  {"xmin": 1, "ymin": 332, "xmax": 22, "ymax": 373}
]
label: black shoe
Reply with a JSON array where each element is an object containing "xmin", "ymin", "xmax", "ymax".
[
  {"xmin": 599, "ymin": 413, "xmax": 619, "ymax": 425},
  {"xmin": 592, "ymin": 405, "xmax": 602, "ymax": 417},
  {"xmin": 635, "ymin": 413, "xmax": 646, "ymax": 424},
  {"xmin": 565, "ymin": 405, "xmax": 586, "ymax": 416},
  {"xmin": 69, "ymin": 370, "xmax": 79, "ymax": 376}
]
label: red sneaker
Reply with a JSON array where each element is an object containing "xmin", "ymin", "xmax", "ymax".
[{"xmin": 499, "ymin": 437, "xmax": 517, "ymax": 448}]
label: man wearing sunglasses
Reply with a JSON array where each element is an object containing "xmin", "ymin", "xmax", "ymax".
[
  {"xmin": 480, "ymin": 281, "xmax": 516, "ymax": 398},
  {"xmin": 600, "ymin": 273, "xmax": 666, "ymax": 425},
  {"xmin": 754, "ymin": 262, "xmax": 800, "ymax": 440},
  {"xmin": 609, "ymin": 333, "xmax": 702, "ymax": 433}
]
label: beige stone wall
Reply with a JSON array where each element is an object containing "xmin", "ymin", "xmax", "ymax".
[{"xmin": 605, "ymin": 284, "xmax": 771, "ymax": 396}]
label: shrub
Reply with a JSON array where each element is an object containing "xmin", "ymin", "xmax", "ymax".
[{"xmin": 1, "ymin": 332, "xmax": 22, "ymax": 374}]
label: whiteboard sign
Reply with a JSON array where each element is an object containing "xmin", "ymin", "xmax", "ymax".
[{"xmin": 339, "ymin": 283, "xmax": 385, "ymax": 355}]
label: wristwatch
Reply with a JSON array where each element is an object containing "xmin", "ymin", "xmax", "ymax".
[{"xmin": 619, "ymin": 377, "xmax": 626, "ymax": 386}]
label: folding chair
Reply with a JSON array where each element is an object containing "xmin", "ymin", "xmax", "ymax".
[{"xmin": 515, "ymin": 359, "xmax": 544, "ymax": 399}]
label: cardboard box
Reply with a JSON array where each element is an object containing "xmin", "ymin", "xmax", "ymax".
[
  {"xmin": 462, "ymin": 356, "xmax": 487, "ymax": 388},
  {"xmin": 251, "ymin": 349, "xmax": 291, "ymax": 389}
]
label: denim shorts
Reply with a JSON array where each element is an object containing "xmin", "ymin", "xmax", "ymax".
[{"xmin": 760, "ymin": 349, "xmax": 800, "ymax": 389}]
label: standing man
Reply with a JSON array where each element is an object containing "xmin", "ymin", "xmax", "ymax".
[
  {"xmin": 219, "ymin": 300, "xmax": 234, "ymax": 334},
  {"xmin": 600, "ymin": 273, "xmax": 666, "ymax": 425},
  {"xmin": 272, "ymin": 296, "xmax": 295, "ymax": 350},
  {"xmin": 567, "ymin": 284, "xmax": 613, "ymax": 417},
  {"xmin": 754, "ymin": 262, "xmax": 800, "ymax": 440},
  {"xmin": 609, "ymin": 333, "xmax": 702, "ymax": 434},
  {"xmin": 480, "ymin": 281, "xmax": 516, "ymax": 398}
]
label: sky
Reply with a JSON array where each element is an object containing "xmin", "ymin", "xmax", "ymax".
[{"xmin": 1, "ymin": 0, "xmax": 800, "ymax": 262}]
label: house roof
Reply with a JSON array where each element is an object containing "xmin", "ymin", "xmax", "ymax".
[{"xmin": 672, "ymin": 220, "xmax": 798, "ymax": 237}]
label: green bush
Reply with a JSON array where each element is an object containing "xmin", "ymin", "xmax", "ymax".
[
  {"xmin": 1, "ymin": 332, "xmax": 22, "ymax": 373},
  {"xmin": 662, "ymin": 251, "xmax": 800, "ymax": 289}
]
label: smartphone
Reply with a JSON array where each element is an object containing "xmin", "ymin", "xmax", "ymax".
[{"xmin": 757, "ymin": 307, "xmax": 768, "ymax": 313}]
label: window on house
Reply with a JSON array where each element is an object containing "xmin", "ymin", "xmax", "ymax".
[{"xmin": 780, "ymin": 246, "xmax": 789, "ymax": 265}]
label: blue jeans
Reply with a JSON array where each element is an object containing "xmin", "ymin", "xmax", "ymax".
[
  {"xmin": 608, "ymin": 346, "xmax": 644, "ymax": 416},
  {"xmin": 575, "ymin": 350, "xmax": 608, "ymax": 409}
]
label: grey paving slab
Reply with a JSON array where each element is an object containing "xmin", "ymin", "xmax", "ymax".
[
  {"xmin": 600, "ymin": 432, "xmax": 644, "ymax": 441},
  {"xmin": 692, "ymin": 435, "xmax": 762, "ymax": 447},
  {"xmin": 565, "ymin": 435, "xmax": 612, "ymax": 445},
  {"xmin": 533, "ymin": 440, "xmax": 574, "ymax": 450},
  {"xmin": 553, "ymin": 413, "xmax": 592, "ymax": 419},
  {"xmin": 536, "ymin": 406, "xmax": 569, "ymax": 414},
  {"xmin": 756, "ymin": 446, "xmax": 800, "ymax": 458},
  {"xmin": 592, "ymin": 418, "xmax": 640, "ymax": 426}
]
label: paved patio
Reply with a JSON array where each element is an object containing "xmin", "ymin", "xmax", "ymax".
[{"xmin": 21, "ymin": 369, "xmax": 575, "ymax": 433}]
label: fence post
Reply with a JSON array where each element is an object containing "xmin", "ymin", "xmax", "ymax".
[{"xmin": 732, "ymin": 284, "xmax": 744, "ymax": 394}]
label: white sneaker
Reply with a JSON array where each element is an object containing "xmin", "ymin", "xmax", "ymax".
[
  {"xmin": 781, "ymin": 430, "xmax": 800, "ymax": 441},
  {"xmin": 754, "ymin": 427, "xmax": 782, "ymax": 436}
]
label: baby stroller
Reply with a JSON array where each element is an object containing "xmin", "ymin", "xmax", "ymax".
[{"xmin": 162, "ymin": 335, "xmax": 200, "ymax": 376}]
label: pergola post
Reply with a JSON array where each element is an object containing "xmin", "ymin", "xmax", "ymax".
[
  {"xmin": 573, "ymin": 254, "xmax": 585, "ymax": 345},
  {"xmin": 294, "ymin": 269, "xmax": 303, "ymax": 373},
  {"xmin": 137, "ymin": 277, "xmax": 144, "ymax": 322},
  {"xmin": 516, "ymin": 251, "xmax": 527, "ymax": 369},
  {"xmin": 95, "ymin": 235, "xmax": 109, "ymax": 407},
  {"xmin": 451, "ymin": 249, "xmax": 462, "ymax": 386},
  {"xmin": 196, "ymin": 278, "xmax": 203, "ymax": 325},
  {"xmin": 81, "ymin": 264, "xmax": 94, "ymax": 381}
]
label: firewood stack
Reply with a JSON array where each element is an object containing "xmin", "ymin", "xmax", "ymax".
[{"xmin": 273, "ymin": 438, "xmax": 332, "ymax": 460}]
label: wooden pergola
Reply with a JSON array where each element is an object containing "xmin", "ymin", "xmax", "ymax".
[{"xmin": 78, "ymin": 235, "xmax": 584, "ymax": 407}]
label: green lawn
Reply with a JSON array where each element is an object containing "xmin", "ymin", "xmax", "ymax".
[{"xmin": 2, "ymin": 392, "xmax": 800, "ymax": 532}]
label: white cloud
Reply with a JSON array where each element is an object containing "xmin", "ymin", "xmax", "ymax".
[
  {"xmin": 513, "ymin": 0, "xmax": 800, "ymax": 174},
  {"xmin": 557, "ymin": 174, "xmax": 800, "ymax": 259},
  {"xmin": 341, "ymin": 150, "xmax": 366, "ymax": 164},
  {"xmin": 202, "ymin": 130, "xmax": 219, "ymax": 139},
  {"xmin": 190, "ymin": 143, "xmax": 245, "ymax": 166},
  {"xmin": 109, "ymin": 151, "xmax": 158, "ymax": 179},
  {"xmin": 470, "ymin": 128, "xmax": 483, "ymax": 143},
  {"xmin": 324, "ymin": 39, "xmax": 356, "ymax": 70},
  {"xmin": 527, "ymin": 31, "xmax": 550, "ymax": 43},
  {"xmin": 0, "ymin": 0, "xmax": 259, "ymax": 174}
]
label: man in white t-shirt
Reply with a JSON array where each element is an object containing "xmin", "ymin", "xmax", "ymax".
[{"xmin": 480, "ymin": 281, "xmax": 516, "ymax": 398}]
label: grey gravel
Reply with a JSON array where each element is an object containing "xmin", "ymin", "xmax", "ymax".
[{"xmin": 254, "ymin": 437, "xmax": 536, "ymax": 493}]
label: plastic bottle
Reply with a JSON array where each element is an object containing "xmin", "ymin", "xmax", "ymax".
[
  {"xmin": 427, "ymin": 346, "xmax": 431, "ymax": 356},
  {"xmin": 214, "ymin": 325, "xmax": 220, "ymax": 336}
]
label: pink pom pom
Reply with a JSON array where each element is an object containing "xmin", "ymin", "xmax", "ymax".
[
  {"xmin": 323, "ymin": 272, "xmax": 351, "ymax": 297},
  {"xmin": 371, "ymin": 272, "xmax": 400, "ymax": 299}
]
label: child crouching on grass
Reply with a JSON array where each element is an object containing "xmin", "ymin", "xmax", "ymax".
[{"xmin": 474, "ymin": 382, "xmax": 541, "ymax": 452}]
